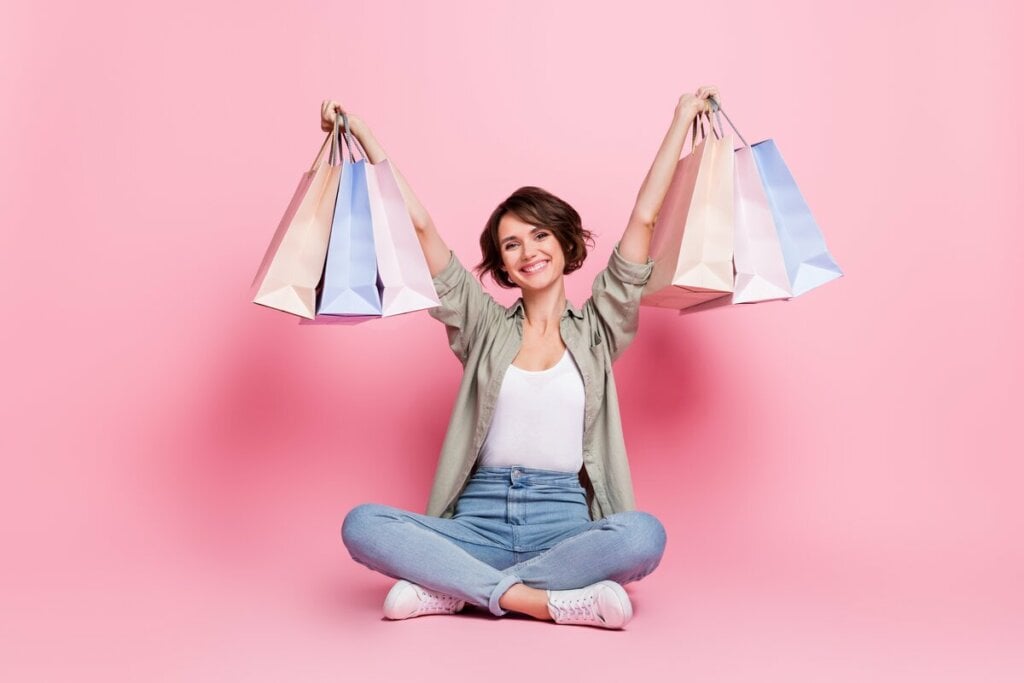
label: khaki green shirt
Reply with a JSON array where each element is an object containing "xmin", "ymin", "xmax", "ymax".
[{"xmin": 426, "ymin": 241, "xmax": 655, "ymax": 521}]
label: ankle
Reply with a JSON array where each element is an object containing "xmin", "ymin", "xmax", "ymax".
[{"xmin": 499, "ymin": 584, "xmax": 553, "ymax": 620}]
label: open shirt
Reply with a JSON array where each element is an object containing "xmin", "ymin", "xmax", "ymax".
[{"xmin": 426, "ymin": 241, "xmax": 655, "ymax": 521}]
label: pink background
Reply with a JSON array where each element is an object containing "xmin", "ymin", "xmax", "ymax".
[{"xmin": 3, "ymin": 0, "xmax": 1021, "ymax": 680}]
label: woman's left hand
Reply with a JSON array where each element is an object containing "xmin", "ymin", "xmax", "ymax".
[{"xmin": 677, "ymin": 85, "xmax": 722, "ymax": 118}]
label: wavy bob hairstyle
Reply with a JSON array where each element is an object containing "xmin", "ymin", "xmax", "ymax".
[{"xmin": 474, "ymin": 186, "xmax": 596, "ymax": 289}]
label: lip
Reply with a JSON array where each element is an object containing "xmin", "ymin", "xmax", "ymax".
[{"xmin": 520, "ymin": 260, "xmax": 549, "ymax": 275}]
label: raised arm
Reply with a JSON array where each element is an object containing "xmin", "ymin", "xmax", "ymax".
[
  {"xmin": 321, "ymin": 100, "xmax": 451, "ymax": 278},
  {"xmin": 617, "ymin": 85, "xmax": 721, "ymax": 266},
  {"xmin": 320, "ymin": 100, "xmax": 499, "ymax": 364}
]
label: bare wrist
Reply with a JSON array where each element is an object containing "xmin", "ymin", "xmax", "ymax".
[
  {"xmin": 673, "ymin": 103, "xmax": 698, "ymax": 123},
  {"xmin": 348, "ymin": 116, "xmax": 371, "ymax": 140}
]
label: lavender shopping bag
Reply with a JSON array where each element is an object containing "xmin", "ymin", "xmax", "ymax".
[
  {"xmin": 318, "ymin": 114, "xmax": 382, "ymax": 315},
  {"xmin": 748, "ymin": 134, "xmax": 842, "ymax": 297}
]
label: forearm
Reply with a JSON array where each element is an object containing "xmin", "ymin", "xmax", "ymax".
[
  {"xmin": 348, "ymin": 118, "xmax": 434, "ymax": 231},
  {"xmin": 630, "ymin": 104, "xmax": 699, "ymax": 224}
]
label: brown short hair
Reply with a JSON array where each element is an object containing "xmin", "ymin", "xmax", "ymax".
[{"xmin": 474, "ymin": 186, "xmax": 596, "ymax": 289}]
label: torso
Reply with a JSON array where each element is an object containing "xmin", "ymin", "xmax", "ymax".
[{"xmin": 511, "ymin": 324, "xmax": 567, "ymax": 371}]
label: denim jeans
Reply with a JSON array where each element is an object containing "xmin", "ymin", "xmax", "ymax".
[{"xmin": 341, "ymin": 466, "xmax": 667, "ymax": 616}]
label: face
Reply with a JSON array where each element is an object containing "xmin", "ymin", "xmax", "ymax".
[{"xmin": 496, "ymin": 213, "xmax": 567, "ymax": 291}]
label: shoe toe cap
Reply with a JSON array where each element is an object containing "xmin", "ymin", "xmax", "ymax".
[
  {"xmin": 383, "ymin": 580, "xmax": 420, "ymax": 620},
  {"xmin": 595, "ymin": 581, "xmax": 633, "ymax": 628}
]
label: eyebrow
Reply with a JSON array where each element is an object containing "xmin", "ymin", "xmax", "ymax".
[{"xmin": 500, "ymin": 227, "xmax": 546, "ymax": 245}]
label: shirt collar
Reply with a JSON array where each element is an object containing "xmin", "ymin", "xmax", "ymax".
[{"xmin": 506, "ymin": 297, "xmax": 584, "ymax": 320}]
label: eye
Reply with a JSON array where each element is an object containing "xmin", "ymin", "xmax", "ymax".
[{"xmin": 504, "ymin": 242, "xmax": 518, "ymax": 251}]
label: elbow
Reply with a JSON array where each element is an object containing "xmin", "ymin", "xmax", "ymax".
[
  {"xmin": 629, "ymin": 211, "xmax": 656, "ymax": 231},
  {"xmin": 413, "ymin": 215, "xmax": 435, "ymax": 234}
]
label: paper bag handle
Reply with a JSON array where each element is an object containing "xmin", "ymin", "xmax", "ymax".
[
  {"xmin": 707, "ymin": 97, "xmax": 750, "ymax": 148},
  {"xmin": 309, "ymin": 127, "xmax": 337, "ymax": 172},
  {"xmin": 336, "ymin": 112, "xmax": 369, "ymax": 163},
  {"xmin": 308, "ymin": 111, "xmax": 366, "ymax": 171},
  {"xmin": 685, "ymin": 110, "xmax": 723, "ymax": 154}
]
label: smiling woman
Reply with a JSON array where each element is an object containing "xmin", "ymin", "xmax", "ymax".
[
  {"xmin": 328, "ymin": 85, "xmax": 721, "ymax": 629},
  {"xmin": 476, "ymin": 186, "xmax": 595, "ymax": 291}
]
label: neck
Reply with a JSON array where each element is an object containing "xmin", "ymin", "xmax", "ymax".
[{"xmin": 521, "ymin": 284, "xmax": 567, "ymax": 331}]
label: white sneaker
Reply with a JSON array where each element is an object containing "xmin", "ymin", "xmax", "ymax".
[
  {"xmin": 546, "ymin": 580, "xmax": 633, "ymax": 629},
  {"xmin": 382, "ymin": 579, "xmax": 466, "ymax": 620}
]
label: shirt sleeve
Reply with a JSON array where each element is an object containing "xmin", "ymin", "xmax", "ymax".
[
  {"xmin": 584, "ymin": 240, "xmax": 655, "ymax": 363},
  {"xmin": 427, "ymin": 249, "xmax": 502, "ymax": 365}
]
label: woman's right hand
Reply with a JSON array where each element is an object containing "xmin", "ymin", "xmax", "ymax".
[
  {"xmin": 321, "ymin": 99, "xmax": 364, "ymax": 136},
  {"xmin": 675, "ymin": 85, "xmax": 722, "ymax": 124}
]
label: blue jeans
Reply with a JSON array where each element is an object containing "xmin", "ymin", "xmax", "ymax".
[{"xmin": 341, "ymin": 466, "xmax": 667, "ymax": 616}]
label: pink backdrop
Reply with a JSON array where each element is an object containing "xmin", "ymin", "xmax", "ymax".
[{"xmin": 3, "ymin": 0, "xmax": 1021, "ymax": 680}]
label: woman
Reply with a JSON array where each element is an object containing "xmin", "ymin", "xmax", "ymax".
[{"xmin": 332, "ymin": 86, "xmax": 721, "ymax": 629}]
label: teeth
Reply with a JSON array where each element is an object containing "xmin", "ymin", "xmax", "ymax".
[{"xmin": 522, "ymin": 261, "xmax": 548, "ymax": 273}]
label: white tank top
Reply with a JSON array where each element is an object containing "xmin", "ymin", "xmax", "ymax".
[{"xmin": 477, "ymin": 348, "xmax": 585, "ymax": 472}]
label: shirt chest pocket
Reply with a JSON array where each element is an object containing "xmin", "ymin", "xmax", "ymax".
[
  {"xmin": 585, "ymin": 329, "xmax": 611, "ymax": 378},
  {"xmin": 590, "ymin": 328, "xmax": 612, "ymax": 367}
]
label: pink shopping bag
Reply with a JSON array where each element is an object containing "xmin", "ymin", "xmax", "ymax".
[
  {"xmin": 641, "ymin": 111, "xmax": 735, "ymax": 310},
  {"xmin": 365, "ymin": 157, "xmax": 441, "ymax": 316}
]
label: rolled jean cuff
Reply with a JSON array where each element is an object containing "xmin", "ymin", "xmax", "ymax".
[{"xmin": 488, "ymin": 574, "xmax": 523, "ymax": 616}]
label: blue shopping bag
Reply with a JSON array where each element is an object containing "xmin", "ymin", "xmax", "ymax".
[
  {"xmin": 750, "ymin": 138, "xmax": 843, "ymax": 297},
  {"xmin": 318, "ymin": 113, "xmax": 382, "ymax": 315}
]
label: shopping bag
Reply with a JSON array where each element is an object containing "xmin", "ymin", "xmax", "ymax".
[
  {"xmin": 251, "ymin": 119, "xmax": 343, "ymax": 319},
  {"xmin": 747, "ymin": 129, "xmax": 842, "ymax": 297},
  {"xmin": 365, "ymin": 158, "xmax": 441, "ymax": 316},
  {"xmin": 714, "ymin": 107, "xmax": 792, "ymax": 303},
  {"xmin": 641, "ymin": 111, "xmax": 735, "ymax": 310},
  {"xmin": 318, "ymin": 114, "xmax": 383, "ymax": 315}
]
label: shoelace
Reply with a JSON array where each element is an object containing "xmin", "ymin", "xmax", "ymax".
[
  {"xmin": 550, "ymin": 592, "xmax": 605, "ymax": 624},
  {"xmin": 414, "ymin": 586, "xmax": 463, "ymax": 614}
]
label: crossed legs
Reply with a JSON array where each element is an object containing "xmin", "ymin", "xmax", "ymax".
[{"xmin": 341, "ymin": 503, "xmax": 667, "ymax": 618}]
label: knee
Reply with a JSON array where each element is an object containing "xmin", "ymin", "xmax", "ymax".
[
  {"xmin": 340, "ymin": 503, "xmax": 390, "ymax": 553},
  {"xmin": 609, "ymin": 510, "xmax": 667, "ymax": 564}
]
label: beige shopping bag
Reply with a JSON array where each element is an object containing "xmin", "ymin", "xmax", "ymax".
[
  {"xmin": 641, "ymin": 112, "xmax": 735, "ymax": 310},
  {"xmin": 251, "ymin": 120, "xmax": 344, "ymax": 319}
]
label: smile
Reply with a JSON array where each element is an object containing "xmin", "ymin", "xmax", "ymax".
[{"xmin": 520, "ymin": 260, "xmax": 549, "ymax": 275}]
